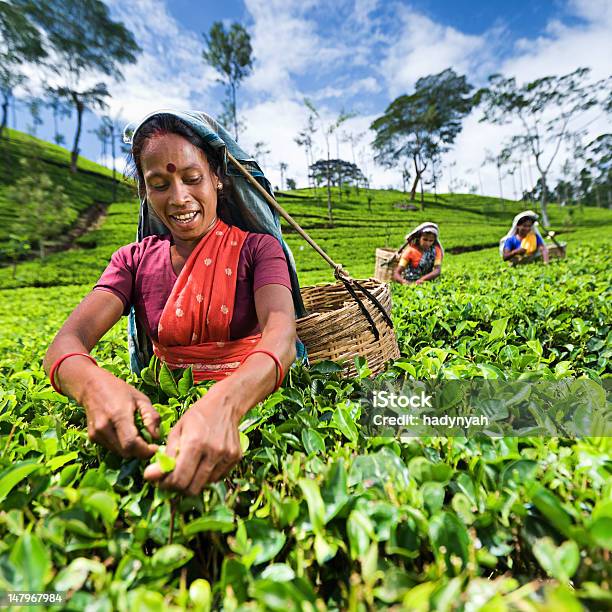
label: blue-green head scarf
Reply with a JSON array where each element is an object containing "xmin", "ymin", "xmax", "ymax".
[{"xmin": 123, "ymin": 109, "xmax": 306, "ymax": 373}]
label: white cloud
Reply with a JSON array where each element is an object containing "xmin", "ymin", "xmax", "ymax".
[
  {"xmin": 353, "ymin": 0, "xmax": 379, "ymax": 24},
  {"xmin": 501, "ymin": 0, "xmax": 612, "ymax": 82},
  {"xmin": 239, "ymin": 97, "xmax": 310, "ymax": 188},
  {"xmin": 380, "ymin": 7, "xmax": 493, "ymax": 97},
  {"xmin": 102, "ymin": 0, "xmax": 218, "ymax": 125},
  {"xmin": 443, "ymin": 0, "xmax": 612, "ymax": 198},
  {"xmin": 312, "ymin": 77, "xmax": 381, "ymax": 101},
  {"xmin": 244, "ymin": 0, "xmax": 344, "ymax": 96}
]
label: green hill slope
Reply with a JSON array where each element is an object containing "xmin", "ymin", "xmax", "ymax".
[
  {"xmin": 0, "ymin": 128, "xmax": 133, "ymax": 247},
  {"xmin": 1, "ymin": 180, "xmax": 611, "ymax": 289}
]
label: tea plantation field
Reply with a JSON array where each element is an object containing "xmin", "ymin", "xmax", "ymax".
[
  {"xmin": 0, "ymin": 139, "xmax": 611, "ymax": 609},
  {"xmin": 0, "ymin": 130, "xmax": 132, "ymax": 248}
]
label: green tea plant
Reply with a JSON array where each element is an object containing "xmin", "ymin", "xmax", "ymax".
[
  {"xmin": 0, "ymin": 133, "xmax": 611, "ymax": 608},
  {"xmin": 0, "ymin": 241, "xmax": 610, "ymax": 610}
]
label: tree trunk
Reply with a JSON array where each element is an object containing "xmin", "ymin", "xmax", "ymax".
[
  {"xmin": 497, "ymin": 163, "xmax": 504, "ymax": 206},
  {"xmin": 409, "ymin": 155, "xmax": 423, "ymax": 202},
  {"xmin": 111, "ymin": 123, "xmax": 117, "ymax": 202},
  {"xmin": 0, "ymin": 92, "xmax": 9, "ymax": 135},
  {"xmin": 230, "ymin": 82, "xmax": 238, "ymax": 142},
  {"xmin": 432, "ymin": 159, "xmax": 438, "ymax": 202},
  {"xmin": 420, "ymin": 175, "xmax": 425, "ymax": 211},
  {"xmin": 326, "ymin": 150, "xmax": 333, "ymax": 225},
  {"xmin": 70, "ymin": 97, "xmax": 84, "ymax": 173},
  {"xmin": 539, "ymin": 172, "xmax": 550, "ymax": 226}
]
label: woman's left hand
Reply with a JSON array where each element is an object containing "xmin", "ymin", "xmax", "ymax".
[{"xmin": 143, "ymin": 391, "xmax": 242, "ymax": 495}]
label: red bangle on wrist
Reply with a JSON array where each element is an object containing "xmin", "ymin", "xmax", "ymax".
[
  {"xmin": 244, "ymin": 349, "xmax": 284, "ymax": 392},
  {"xmin": 49, "ymin": 352, "xmax": 98, "ymax": 395}
]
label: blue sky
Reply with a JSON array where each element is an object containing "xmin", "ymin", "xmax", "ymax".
[{"xmin": 11, "ymin": 0, "xmax": 612, "ymax": 195}]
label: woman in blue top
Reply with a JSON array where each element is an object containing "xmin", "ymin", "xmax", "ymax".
[{"xmin": 500, "ymin": 211, "xmax": 549, "ymax": 265}]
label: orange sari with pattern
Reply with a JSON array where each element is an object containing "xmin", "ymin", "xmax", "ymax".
[{"xmin": 153, "ymin": 219, "xmax": 261, "ymax": 381}]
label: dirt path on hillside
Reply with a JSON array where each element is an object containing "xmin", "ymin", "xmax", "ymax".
[{"xmin": 0, "ymin": 201, "xmax": 110, "ymax": 267}]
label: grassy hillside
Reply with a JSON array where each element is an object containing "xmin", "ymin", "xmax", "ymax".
[
  {"xmin": 0, "ymin": 128, "xmax": 133, "ymax": 246},
  {"xmin": 1, "ymin": 182, "xmax": 611, "ymax": 289},
  {"xmin": 278, "ymin": 187, "xmax": 612, "ymax": 282}
]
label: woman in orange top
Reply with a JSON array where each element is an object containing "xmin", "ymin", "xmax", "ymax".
[{"xmin": 393, "ymin": 222, "xmax": 444, "ymax": 285}]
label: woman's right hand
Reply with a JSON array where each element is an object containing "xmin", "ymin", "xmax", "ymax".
[{"xmin": 79, "ymin": 367, "xmax": 160, "ymax": 459}]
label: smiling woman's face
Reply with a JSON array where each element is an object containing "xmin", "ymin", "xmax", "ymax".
[
  {"xmin": 141, "ymin": 133, "xmax": 219, "ymax": 245},
  {"xmin": 517, "ymin": 219, "xmax": 534, "ymax": 238}
]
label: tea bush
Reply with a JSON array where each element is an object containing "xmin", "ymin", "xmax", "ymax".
[{"xmin": 0, "ymin": 239, "xmax": 610, "ymax": 610}]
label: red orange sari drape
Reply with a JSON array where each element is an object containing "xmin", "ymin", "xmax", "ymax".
[{"xmin": 153, "ymin": 219, "xmax": 261, "ymax": 381}]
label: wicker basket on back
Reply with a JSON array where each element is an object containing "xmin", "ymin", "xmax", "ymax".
[
  {"xmin": 296, "ymin": 278, "xmax": 400, "ymax": 376},
  {"xmin": 226, "ymin": 151, "xmax": 401, "ymax": 377},
  {"xmin": 374, "ymin": 247, "xmax": 398, "ymax": 282}
]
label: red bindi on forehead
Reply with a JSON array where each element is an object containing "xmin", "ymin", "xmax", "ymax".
[{"xmin": 166, "ymin": 162, "xmax": 176, "ymax": 173}]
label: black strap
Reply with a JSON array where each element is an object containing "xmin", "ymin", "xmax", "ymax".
[
  {"xmin": 351, "ymin": 277, "xmax": 394, "ymax": 329},
  {"xmin": 334, "ymin": 271, "xmax": 394, "ymax": 340}
]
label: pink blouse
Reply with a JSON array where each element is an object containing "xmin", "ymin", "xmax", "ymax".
[{"xmin": 93, "ymin": 232, "xmax": 292, "ymax": 341}]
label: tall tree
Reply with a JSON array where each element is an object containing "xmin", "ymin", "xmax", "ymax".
[
  {"xmin": 309, "ymin": 159, "xmax": 366, "ymax": 191},
  {"xmin": 26, "ymin": 97, "xmax": 43, "ymax": 136},
  {"xmin": 202, "ymin": 22, "xmax": 254, "ymax": 141},
  {"xmin": 371, "ymin": 68, "xmax": 474, "ymax": 209},
  {"xmin": 46, "ymin": 94, "xmax": 71, "ymax": 146},
  {"xmin": 279, "ymin": 162, "xmax": 287, "ymax": 190},
  {"xmin": 477, "ymin": 68, "xmax": 609, "ymax": 225},
  {"xmin": 295, "ymin": 111, "xmax": 318, "ymax": 202},
  {"xmin": 0, "ymin": 1, "xmax": 46, "ymax": 135},
  {"xmin": 17, "ymin": 0, "xmax": 140, "ymax": 172},
  {"xmin": 253, "ymin": 140, "xmax": 270, "ymax": 172},
  {"xmin": 305, "ymin": 99, "xmax": 353, "ymax": 225}
]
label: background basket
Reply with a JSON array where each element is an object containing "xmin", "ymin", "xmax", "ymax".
[
  {"xmin": 296, "ymin": 279, "xmax": 400, "ymax": 376},
  {"xmin": 547, "ymin": 242, "xmax": 567, "ymax": 259},
  {"xmin": 374, "ymin": 247, "xmax": 398, "ymax": 282}
]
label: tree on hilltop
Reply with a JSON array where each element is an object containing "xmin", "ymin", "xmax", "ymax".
[
  {"xmin": 309, "ymin": 159, "xmax": 366, "ymax": 192},
  {"xmin": 371, "ymin": 68, "xmax": 474, "ymax": 209},
  {"xmin": 0, "ymin": 1, "xmax": 46, "ymax": 135},
  {"xmin": 477, "ymin": 68, "xmax": 610, "ymax": 225},
  {"xmin": 16, "ymin": 0, "xmax": 140, "ymax": 172},
  {"xmin": 304, "ymin": 99, "xmax": 353, "ymax": 225},
  {"xmin": 203, "ymin": 22, "xmax": 254, "ymax": 141}
]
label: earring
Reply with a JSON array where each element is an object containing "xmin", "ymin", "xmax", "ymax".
[{"xmin": 216, "ymin": 181, "xmax": 223, "ymax": 191}]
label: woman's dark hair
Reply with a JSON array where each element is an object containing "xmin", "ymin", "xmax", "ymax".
[
  {"xmin": 517, "ymin": 215, "xmax": 535, "ymax": 226},
  {"xmin": 128, "ymin": 113, "xmax": 234, "ymax": 222},
  {"xmin": 408, "ymin": 230, "xmax": 437, "ymax": 246}
]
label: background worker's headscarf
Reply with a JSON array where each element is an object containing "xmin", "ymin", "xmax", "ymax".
[
  {"xmin": 404, "ymin": 221, "xmax": 444, "ymax": 256},
  {"xmin": 498, "ymin": 210, "xmax": 544, "ymax": 257},
  {"xmin": 122, "ymin": 109, "xmax": 306, "ymax": 373}
]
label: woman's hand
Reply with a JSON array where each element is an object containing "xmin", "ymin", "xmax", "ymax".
[
  {"xmin": 80, "ymin": 367, "xmax": 160, "ymax": 459},
  {"xmin": 143, "ymin": 389, "xmax": 242, "ymax": 496}
]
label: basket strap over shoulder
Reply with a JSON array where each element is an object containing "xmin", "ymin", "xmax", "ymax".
[
  {"xmin": 334, "ymin": 273, "xmax": 394, "ymax": 340},
  {"xmin": 226, "ymin": 151, "xmax": 396, "ymax": 338},
  {"xmin": 227, "ymin": 151, "xmax": 342, "ymax": 273}
]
